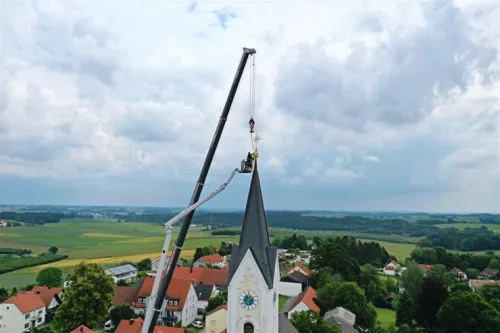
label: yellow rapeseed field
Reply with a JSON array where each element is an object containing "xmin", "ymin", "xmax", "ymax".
[{"xmin": 32, "ymin": 250, "xmax": 196, "ymax": 272}]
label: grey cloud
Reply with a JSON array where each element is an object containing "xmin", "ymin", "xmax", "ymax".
[
  {"xmin": 275, "ymin": 0, "xmax": 497, "ymax": 129},
  {"xmin": 358, "ymin": 14, "xmax": 382, "ymax": 33},
  {"xmin": 114, "ymin": 107, "xmax": 177, "ymax": 143}
]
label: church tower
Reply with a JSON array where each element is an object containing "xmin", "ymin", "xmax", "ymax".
[{"xmin": 227, "ymin": 161, "xmax": 279, "ymax": 333}]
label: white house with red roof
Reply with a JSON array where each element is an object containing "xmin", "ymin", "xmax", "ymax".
[
  {"xmin": 287, "ymin": 261, "xmax": 311, "ymax": 276},
  {"xmin": 383, "ymin": 260, "xmax": 402, "ymax": 276},
  {"xmin": 0, "ymin": 292, "xmax": 46, "ymax": 332},
  {"xmin": 133, "ymin": 277, "xmax": 198, "ymax": 327},
  {"xmin": 194, "ymin": 253, "xmax": 226, "ymax": 268},
  {"xmin": 280, "ymin": 286, "xmax": 321, "ymax": 319},
  {"xmin": 31, "ymin": 286, "xmax": 63, "ymax": 313}
]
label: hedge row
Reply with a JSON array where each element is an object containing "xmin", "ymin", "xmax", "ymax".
[{"xmin": 0, "ymin": 254, "xmax": 68, "ymax": 274}]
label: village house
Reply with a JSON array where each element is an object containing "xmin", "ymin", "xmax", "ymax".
[
  {"xmin": 469, "ymin": 279, "xmax": 500, "ymax": 291},
  {"xmin": 450, "ymin": 267, "xmax": 468, "ymax": 280},
  {"xmin": 287, "ymin": 261, "xmax": 311, "ymax": 276},
  {"xmin": 279, "ymin": 271, "xmax": 310, "ymax": 297},
  {"xmin": 106, "ymin": 264, "xmax": 138, "ymax": 284},
  {"xmin": 193, "ymin": 283, "xmax": 218, "ymax": 318},
  {"xmin": 0, "ymin": 291, "xmax": 46, "ymax": 332},
  {"xmin": 133, "ymin": 277, "xmax": 198, "ymax": 327},
  {"xmin": 115, "ymin": 318, "xmax": 186, "ymax": 333},
  {"xmin": 383, "ymin": 260, "xmax": 401, "ymax": 276},
  {"xmin": 280, "ymin": 286, "xmax": 321, "ymax": 319},
  {"xmin": 193, "ymin": 253, "xmax": 226, "ymax": 268},
  {"xmin": 418, "ymin": 264, "xmax": 433, "ymax": 277},
  {"xmin": 0, "ymin": 221, "xmax": 7, "ymax": 227},
  {"xmin": 479, "ymin": 268, "xmax": 500, "ymax": 280},
  {"xmin": 70, "ymin": 325, "xmax": 96, "ymax": 333},
  {"xmin": 151, "ymin": 257, "xmax": 185, "ymax": 272},
  {"xmin": 31, "ymin": 286, "xmax": 63, "ymax": 319},
  {"xmin": 204, "ymin": 304, "xmax": 228, "ymax": 333},
  {"xmin": 324, "ymin": 307, "xmax": 359, "ymax": 333}
]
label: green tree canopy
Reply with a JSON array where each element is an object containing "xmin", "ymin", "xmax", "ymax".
[
  {"xmin": 310, "ymin": 239, "xmax": 360, "ymax": 281},
  {"xmin": 110, "ymin": 304, "xmax": 135, "ymax": 326},
  {"xmin": 36, "ymin": 267, "xmax": 63, "ymax": 287},
  {"xmin": 136, "ymin": 258, "xmax": 151, "ymax": 271},
  {"xmin": 400, "ymin": 261, "xmax": 424, "ymax": 301},
  {"xmin": 479, "ymin": 284, "xmax": 500, "ymax": 311},
  {"xmin": 395, "ymin": 291, "xmax": 413, "ymax": 327},
  {"xmin": 48, "ymin": 246, "xmax": 58, "ymax": 255},
  {"xmin": 330, "ymin": 282, "xmax": 376, "ymax": 329},
  {"xmin": 55, "ymin": 262, "xmax": 114, "ymax": 330},
  {"xmin": 204, "ymin": 293, "xmax": 227, "ymax": 314},
  {"xmin": 427, "ymin": 264, "xmax": 453, "ymax": 288},
  {"xmin": 438, "ymin": 291, "xmax": 500, "ymax": 333},
  {"xmin": 414, "ymin": 279, "xmax": 448, "ymax": 330},
  {"xmin": 290, "ymin": 310, "xmax": 341, "ymax": 333}
]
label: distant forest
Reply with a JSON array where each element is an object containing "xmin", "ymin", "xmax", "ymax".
[
  {"xmin": 419, "ymin": 226, "xmax": 500, "ymax": 251},
  {"xmin": 0, "ymin": 211, "xmax": 63, "ymax": 224},
  {"xmin": 119, "ymin": 211, "xmax": 441, "ymax": 236}
]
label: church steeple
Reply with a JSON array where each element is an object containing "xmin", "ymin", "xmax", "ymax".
[{"xmin": 227, "ymin": 161, "xmax": 277, "ymax": 289}]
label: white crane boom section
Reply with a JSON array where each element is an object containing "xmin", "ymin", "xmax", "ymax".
[{"xmin": 142, "ymin": 168, "xmax": 240, "ymax": 331}]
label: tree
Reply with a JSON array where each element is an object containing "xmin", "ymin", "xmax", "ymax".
[
  {"xmin": 395, "ymin": 291, "xmax": 413, "ymax": 327},
  {"xmin": 11, "ymin": 287, "xmax": 17, "ymax": 296},
  {"xmin": 488, "ymin": 258, "xmax": 500, "ymax": 270},
  {"xmin": 55, "ymin": 262, "xmax": 114, "ymax": 330},
  {"xmin": 479, "ymin": 284, "xmax": 500, "ymax": 311},
  {"xmin": 290, "ymin": 310, "xmax": 341, "ymax": 333},
  {"xmin": 136, "ymin": 258, "xmax": 151, "ymax": 271},
  {"xmin": 205, "ymin": 293, "xmax": 227, "ymax": 314},
  {"xmin": 438, "ymin": 292, "xmax": 500, "ymax": 333},
  {"xmin": 400, "ymin": 261, "xmax": 424, "ymax": 301},
  {"xmin": 359, "ymin": 264, "xmax": 383, "ymax": 302},
  {"xmin": 36, "ymin": 267, "xmax": 63, "ymax": 287},
  {"xmin": 116, "ymin": 280, "xmax": 129, "ymax": 286},
  {"xmin": 0, "ymin": 287, "xmax": 8, "ymax": 302},
  {"xmin": 414, "ymin": 279, "xmax": 448, "ymax": 330},
  {"xmin": 34, "ymin": 326, "xmax": 55, "ymax": 333},
  {"xmin": 449, "ymin": 281, "xmax": 471, "ymax": 294},
  {"xmin": 465, "ymin": 268, "xmax": 480, "ymax": 279},
  {"xmin": 427, "ymin": 264, "xmax": 453, "ymax": 288},
  {"xmin": 48, "ymin": 246, "xmax": 58, "ymax": 255},
  {"xmin": 110, "ymin": 304, "xmax": 135, "ymax": 326},
  {"xmin": 331, "ymin": 282, "xmax": 376, "ymax": 329},
  {"xmin": 310, "ymin": 239, "xmax": 360, "ymax": 281}
]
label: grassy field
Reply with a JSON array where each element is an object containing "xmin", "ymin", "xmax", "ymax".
[
  {"xmin": 278, "ymin": 295, "xmax": 290, "ymax": 310},
  {"xmin": 0, "ymin": 218, "xmax": 417, "ymax": 288},
  {"xmin": 375, "ymin": 308, "xmax": 396, "ymax": 328}
]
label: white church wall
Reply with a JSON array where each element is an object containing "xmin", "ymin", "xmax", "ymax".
[
  {"xmin": 227, "ymin": 249, "xmax": 279, "ymax": 333},
  {"xmin": 278, "ymin": 281, "xmax": 302, "ymax": 297}
]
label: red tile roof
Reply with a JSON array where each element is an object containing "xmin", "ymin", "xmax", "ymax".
[
  {"xmin": 115, "ymin": 318, "xmax": 144, "ymax": 333},
  {"xmin": 200, "ymin": 253, "xmax": 224, "ymax": 264},
  {"xmin": 173, "ymin": 266, "xmax": 228, "ymax": 285},
  {"xmin": 288, "ymin": 262, "xmax": 311, "ymax": 276},
  {"xmin": 384, "ymin": 266, "xmax": 395, "ymax": 271},
  {"xmin": 69, "ymin": 325, "xmax": 96, "ymax": 333},
  {"xmin": 31, "ymin": 286, "xmax": 63, "ymax": 307},
  {"xmin": 206, "ymin": 304, "xmax": 228, "ymax": 316},
  {"xmin": 135, "ymin": 277, "xmax": 192, "ymax": 311},
  {"xmin": 3, "ymin": 291, "xmax": 45, "ymax": 314},
  {"xmin": 115, "ymin": 318, "xmax": 185, "ymax": 333},
  {"xmin": 290, "ymin": 286, "xmax": 320, "ymax": 313},
  {"xmin": 114, "ymin": 286, "xmax": 139, "ymax": 306},
  {"xmin": 418, "ymin": 264, "xmax": 433, "ymax": 273}
]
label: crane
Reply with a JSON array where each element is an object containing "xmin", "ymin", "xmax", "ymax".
[{"xmin": 143, "ymin": 47, "xmax": 257, "ymax": 333}]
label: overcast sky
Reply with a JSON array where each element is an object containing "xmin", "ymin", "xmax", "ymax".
[{"xmin": 1, "ymin": 0, "xmax": 499, "ymax": 212}]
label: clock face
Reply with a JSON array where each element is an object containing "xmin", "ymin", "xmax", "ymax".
[{"xmin": 240, "ymin": 290, "xmax": 258, "ymax": 310}]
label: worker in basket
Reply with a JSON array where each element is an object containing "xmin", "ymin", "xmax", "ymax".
[{"xmin": 241, "ymin": 152, "xmax": 254, "ymax": 173}]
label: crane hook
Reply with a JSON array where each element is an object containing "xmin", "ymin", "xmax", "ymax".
[{"xmin": 249, "ymin": 118, "xmax": 255, "ymax": 133}]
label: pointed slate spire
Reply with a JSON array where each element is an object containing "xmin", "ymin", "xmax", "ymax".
[{"xmin": 228, "ymin": 161, "xmax": 277, "ymax": 289}]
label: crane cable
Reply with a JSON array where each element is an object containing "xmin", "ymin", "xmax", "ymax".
[{"xmin": 248, "ymin": 54, "xmax": 259, "ymax": 159}]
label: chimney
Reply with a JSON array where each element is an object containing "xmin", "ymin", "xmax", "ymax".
[
  {"xmin": 130, "ymin": 318, "xmax": 135, "ymax": 325},
  {"xmin": 80, "ymin": 326, "xmax": 83, "ymax": 332},
  {"xmin": 200, "ymin": 280, "xmax": 203, "ymax": 285},
  {"xmin": 190, "ymin": 266, "xmax": 193, "ymax": 273}
]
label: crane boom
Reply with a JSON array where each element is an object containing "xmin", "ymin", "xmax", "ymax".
[
  {"xmin": 142, "ymin": 168, "xmax": 239, "ymax": 331},
  {"xmin": 145, "ymin": 47, "xmax": 256, "ymax": 333}
]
